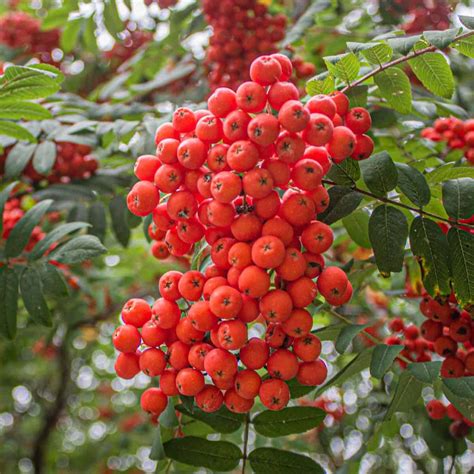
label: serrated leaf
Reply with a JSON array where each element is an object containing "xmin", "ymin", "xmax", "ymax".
[
  {"xmin": 282, "ymin": 0, "xmax": 331, "ymax": 46},
  {"xmin": 459, "ymin": 16, "xmax": 474, "ymax": 30},
  {"xmin": 343, "ymin": 210, "xmax": 371, "ymax": 248},
  {"xmin": 149, "ymin": 427, "xmax": 166, "ymax": 461},
  {"xmin": 4, "ymin": 142, "xmax": 37, "ymax": 178},
  {"xmin": 0, "ymin": 267, "xmax": 18, "ymax": 339},
  {"xmin": 346, "ymin": 85, "xmax": 368, "ymax": 108},
  {"xmin": 374, "ymin": 67, "xmax": 412, "ymax": 114},
  {"xmin": 409, "ymin": 217, "xmax": 451, "ymax": 296},
  {"xmin": 20, "ymin": 267, "xmax": 51, "ymax": 326},
  {"xmin": 29, "ymin": 222, "xmax": 90, "ymax": 261},
  {"xmin": 61, "ymin": 18, "xmax": 82, "ymax": 53},
  {"xmin": 318, "ymin": 186, "xmax": 362, "ymax": 225},
  {"xmin": 5, "ymin": 200, "xmax": 53, "ymax": 258},
  {"xmin": 442, "ymin": 178, "xmax": 474, "ymax": 219},
  {"xmin": 253, "ymin": 407, "xmax": 325, "ymax": 438},
  {"xmin": 326, "ymin": 159, "xmax": 360, "ymax": 185},
  {"xmin": 387, "ymin": 35, "xmax": 422, "ymax": 54},
  {"xmin": 360, "ymin": 151, "xmax": 398, "ymax": 196},
  {"xmin": 396, "ymin": 163, "xmax": 430, "ymax": 206},
  {"xmin": 88, "ymin": 202, "xmax": 107, "ymax": 242},
  {"xmin": 407, "ymin": 361, "xmax": 441, "ymax": 383},
  {"xmin": 0, "ymin": 102, "xmax": 51, "ymax": 120},
  {"xmin": 248, "ymin": 448, "xmax": 323, "ymax": 474},
  {"xmin": 369, "ymin": 205, "xmax": 408, "ymax": 274},
  {"xmin": 163, "ymin": 437, "xmax": 242, "ymax": 471},
  {"xmin": 0, "ymin": 121, "xmax": 36, "ymax": 142},
  {"xmin": 408, "ymin": 50, "xmax": 454, "ymax": 99},
  {"xmin": 370, "ymin": 344, "xmax": 404, "ymax": 378},
  {"xmin": 427, "ymin": 165, "xmax": 474, "ymax": 183},
  {"xmin": 442, "ymin": 377, "xmax": 474, "ymax": 422},
  {"xmin": 0, "ymin": 181, "xmax": 19, "ymax": 236},
  {"xmin": 109, "ymin": 195, "xmax": 131, "ymax": 247},
  {"xmin": 452, "ymin": 34, "xmax": 474, "ymax": 58},
  {"xmin": 38, "ymin": 263, "xmax": 69, "ymax": 297},
  {"xmin": 314, "ymin": 346, "xmax": 374, "ymax": 397},
  {"xmin": 362, "ymin": 42, "xmax": 393, "ymax": 64},
  {"xmin": 447, "ymin": 227, "xmax": 474, "ymax": 306},
  {"xmin": 306, "ymin": 74, "xmax": 335, "ymax": 96},
  {"xmin": 335, "ymin": 323, "xmax": 370, "ymax": 353},
  {"xmin": 324, "ymin": 53, "xmax": 360, "ymax": 84},
  {"xmin": 385, "ymin": 371, "xmax": 424, "ymax": 420},
  {"xmin": 175, "ymin": 404, "xmax": 244, "ymax": 434},
  {"xmin": 423, "ymin": 29, "xmax": 459, "ymax": 49},
  {"xmin": 32, "ymin": 140, "xmax": 56, "ymax": 175},
  {"xmin": 48, "ymin": 235, "xmax": 106, "ymax": 264}
]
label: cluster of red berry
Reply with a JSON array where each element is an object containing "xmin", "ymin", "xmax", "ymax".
[
  {"xmin": 0, "ymin": 12, "xmax": 59, "ymax": 63},
  {"xmin": 114, "ymin": 54, "xmax": 375, "ymax": 419},
  {"xmin": 426, "ymin": 399, "xmax": 472, "ymax": 437},
  {"xmin": 421, "ymin": 117, "xmax": 474, "ymax": 165},
  {"xmin": 202, "ymin": 0, "xmax": 286, "ymax": 90},
  {"xmin": 0, "ymin": 142, "xmax": 98, "ymax": 183},
  {"xmin": 386, "ymin": 294, "xmax": 473, "ymax": 377}
]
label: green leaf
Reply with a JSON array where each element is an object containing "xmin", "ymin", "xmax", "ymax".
[
  {"xmin": 61, "ymin": 18, "xmax": 82, "ymax": 53},
  {"xmin": 370, "ymin": 344, "xmax": 404, "ymax": 378},
  {"xmin": 83, "ymin": 15, "xmax": 98, "ymax": 53},
  {"xmin": 442, "ymin": 178, "xmax": 474, "ymax": 219},
  {"xmin": 395, "ymin": 163, "xmax": 431, "ymax": 207},
  {"xmin": 103, "ymin": 0, "xmax": 124, "ymax": 39},
  {"xmin": 335, "ymin": 324, "xmax": 370, "ymax": 353},
  {"xmin": 175, "ymin": 404, "xmax": 244, "ymax": 434},
  {"xmin": 442, "ymin": 377, "xmax": 474, "ymax": 422},
  {"xmin": 408, "ymin": 50, "xmax": 454, "ymax": 99},
  {"xmin": 286, "ymin": 378, "xmax": 315, "ymax": 399},
  {"xmin": 88, "ymin": 202, "xmax": 107, "ymax": 242},
  {"xmin": 5, "ymin": 200, "xmax": 53, "ymax": 258},
  {"xmin": 41, "ymin": 7, "xmax": 71, "ymax": 29},
  {"xmin": 306, "ymin": 74, "xmax": 335, "ymax": 96},
  {"xmin": 0, "ymin": 121, "xmax": 36, "ymax": 143},
  {"xmin": 361, "ymin": 42, "xmax": 393, "ymax": 65},
  {"xmin": 4, "ymin": 142, "xmax": 37, "ymax": 178},
  {"xmin": 38, "ymin": 263, "xmax": 69, "ymax": 297},
  {"xmin": 452, "ymin": 34, "xmax": 474, "ymax": 58},
  {"xmin": 318, "ymin": 186, "xmax": 362, "ymax": 225},
  {"xmin": 459, "ymin": 16, "xmax": 474, "ymax": 30},
  {"xmin": 326, "ymin": 159, "xmax": 360, "ymax": 185},
  {"xmin": 282, "ymin": 0, "xmax": 331, "ymax": 46},
  {"xmin": 423, "ymin": 29, "xmax": 459, "ymax": 49},
  {"xmin": 387, "ymin": 35, "xmax": 422, "ymax": 54},
  {"xmin": 149, "ymin": 427, "xmax": 166, "ymax": 461},
  {"xmin": 312, "ymin": 324, "xmax": 346, "ymax": 341},
  {"xmin": 163, "ymin": 437, "xmax": 242, "ymax": 472},
  {"xmin": 252, "ymin": 407, "xmax": 325, "ymax": 438},
  {"xmin": 20, "ymin": 267, "xmax": 51, "ymax": 326},
  {"xmin": 109, "ymin": 196, "xmax": 131, "ymax": 247},
  {"xmin": 407, "ymin": 361, "xmax": 441, "ymax": 383},
  {"xmin": 369, "ymin": 205, "xmax": 408, "ymax": 274},
  {"xmin": 360, "ymin": 151, "xmax": 398, "ymax": 196},
  {"xmin": 324, "ymin": 53, "xmax": 360, "ymax": 84},
  {"xmin": 0, "ymin": 181, "xmax": 19, "ymax": 236},
  {"xmin": 346, "ymin": 85, "xmax": 368, "ymax": 108},
  {"xmin": 422, "ymin": 418, "xmax": 467, "ymax": 458},
  {"xmin": 343, "ymin": 210, "xmax": 371, "ymax": 249},
  {"xmin": 385, "ymin": 371, "xmax": 424, "ymax": 420},
  {"xmin": 0, "ymin": 267, "xmax": 18, "ymax": 339},
  {"xmin": 447, "ymin": 227, "xmax": 474, "ymax": 306},
  {"xmin": 29, "ymin": 222, "xmax": 89, "ymax": 261},
  {"xmin": 248, "ymin": 448, "xmax": 323, "ymax": 474},
  {"xmin": 427, "ymin": 165, "xmax": 474, "ymax": 183},
  {"xmin": 374, "ymin": 67, "xmax": 412, "ymax": 114},
  {"xmin": 409, "ymin": 217, "xmax": 451, "ymax": 296},
  {"xmin": 314, "ymin": 346, "xmax": 374, "ymax": 397},
  {"xmin": 48, "ymin": 235, "xmax": 106, "ymax": 264},
  {"xmin": 32, "ymin": 140, "xmax": 56, "ymax": 175},
  {"xmin": 0, "ymin": 102, "xmax": 51, "ymax": 120},
  {"xmin": 159, "ymin": 400, "xmax": 179, "ymax": 429}
]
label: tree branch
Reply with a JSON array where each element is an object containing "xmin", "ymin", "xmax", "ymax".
[
  {"xmin": 241, "ymin": 412, "xmax": 251, "ymax": 474},
  {"xmin": 341, "ymin": 29, "xmax": 474, "ymax": 92}
]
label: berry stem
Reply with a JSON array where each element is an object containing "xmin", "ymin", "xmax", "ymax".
[
  {"xmin": 341, "ymin": 30, "xmax": 474, "ymax": 93},
  {"xmin": 322, "ymin": 179, "xmax": 474, "ymax": 229},
  {"xmin": 241, "ymin": 412, "xmax": 251, "ymax": 474},
  {"xmin": 325, "ymin": 306, "xmax": 413, "ymax": 365}
]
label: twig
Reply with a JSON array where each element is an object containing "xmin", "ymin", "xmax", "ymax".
[
  {"xmin": 322, "ymin": 179, "xmax": 474, "ymax": 229},
  {"xmin": 341, "ymin": 30, "xmax": 474, "ymax": 92},
  {"xmin": 241, "ymin": 412, "xmax": 251, "ymax": 474}
]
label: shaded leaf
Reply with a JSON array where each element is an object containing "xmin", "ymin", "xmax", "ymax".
[
  {"xmin": 385, "ymin": 371, "xmax": 424, "ymax": 420},
  {"xmin": 32, "ymin": 140, "xmax": 56, "ymax": 175},
  {"xmin": 360, "ymin": 151, "xmax": 398, "ymax": 196},
  {"xmin": 396, "ymin": 163, "xmax": 431, "ymax": 207},
  {"xmin": 20, "ymin": 267, "xmax": 51, "ymax": 326},
  {"xmin": 38, "ymin": 263, "xmax": 69, "ymax": 297},
  {"xmin": 248, "ymin": 448, "xmax": 323, "ymax": 474},
  {"xmin": 48, "ymin": 235, "xmax": 106, "ymax": 264},
  {"xmin": 335, "ymin": 323, "xmax": 370, "ymax": 353},
  {"xmin": 110, "ymin": 195, "xmax": 131, "ymax": 247},
  {"xmin": 175, "ymin": 404, "xmax": 244, "ymax": 434},
  {"xmin": 370, "ymin": 344, "xmax": 404, "ymax": 378},
  {"xmin": 343, "ymin": 210, "xmax": 371, "ymax": 249},
  {"xmin": 442, "ymin": 377, "xmax": 474, "ymax": 422},
  {"xmin": 4, "ymin": 142, "xmax": 37, "ymax": 178},
  {"xmin": 0, "ymin": 267, "xmax": 18, "ymax": 339},
  {"xmin": 318, "ymin": 186, "xmax": 362, "ymax": 225},
  {"xmin": 442, "ymin": 178, "xmax": 474, "ymax": 220},
  {"xmin": 407, "ymin": 361, "xmax": 441, "ymax": 383}
]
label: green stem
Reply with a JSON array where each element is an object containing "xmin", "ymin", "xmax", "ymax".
[{"xmin": 341, "ymin": 30, "xmax": 474, "ymax": 93}]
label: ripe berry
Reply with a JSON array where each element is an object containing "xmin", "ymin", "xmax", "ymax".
[
  {"xmin": 297, "ymin": 359, "xmax": 327, "ymax": 386},
  {"xmin": 140, "ymin": 388, "xmax": 168, "ymax": 415},
  {"xmin": 426, "ymin": 400, "xmax": 446, "ymax": 420},
  {"xmin": 113, "ymin": 325, "xmax": 141, "ymax": 353},
  {"xmin": 259, "ymin": 378, "xmax": 290, "ymax": 410}
]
